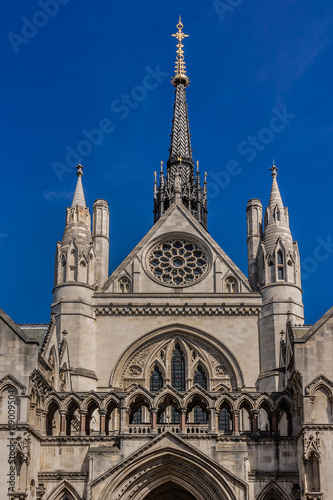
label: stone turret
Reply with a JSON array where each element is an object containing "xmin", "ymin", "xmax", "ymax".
[
  {"xmin": 251, "ymin": 165, "xmax": 304, "ymax": 391},
  {"xmin": 246, "ymin": 198, "xmax": 263, "ymax": 290},
  {"xmin": 53, "ymin": 165, "xmax": 97, "ymax": 391},
  {"xmin": 92, "ymin": 199, "xmax": 110, "ymax": 288},
  {"xmin": 54, "ymin": 165, "xmax": 95, "ymax": 287}
]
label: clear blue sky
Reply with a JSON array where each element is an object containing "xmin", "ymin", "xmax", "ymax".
[{"xmin": 1, "ymin": 0, "xmax": 332, "ymax": 325}]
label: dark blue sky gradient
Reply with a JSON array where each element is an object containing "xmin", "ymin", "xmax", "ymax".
[{"xmin": 1, "ymin": 0, "xmax": 332, "ymax": 324}]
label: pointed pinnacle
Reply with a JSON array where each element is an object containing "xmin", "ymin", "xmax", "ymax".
[{"xmin": 71, "ymin": 164, "xmax": 86, "ymax": 208}]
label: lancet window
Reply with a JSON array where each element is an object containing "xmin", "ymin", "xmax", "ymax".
[
  {"xmin": 150, "ymin": 365, "xmax": 163, "ymax": 392},
  {"xmin": 277, "ymin": 251, "xmax": 284, "ymax": 280},
  {"xmin": 193, "ymin": 365, "xmax": 207, "ymax": 390},
  {"xmin": 171, "ymin": 343, "xmax": 185, "ymax": 391}
]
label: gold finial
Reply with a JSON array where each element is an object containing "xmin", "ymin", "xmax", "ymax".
[
  {"xmin": 204, "ymin": 172, "xmax": 207, "ymax": 183},
  {"xmin": 196, "ymin": 161, "xmax": 199, "ymax": 173},
  {"xmin": 171, "ymin": 16, "xmax": 189, "ymax": 86},
  {"xmin": 160, "ymin": 161, "xmax": 164, "ymax": 172},
  {"xmin": 154, "ymin": 171, "xmax": 157, "ymax": 182},
  {"xmin": 177, "ymin": 155, "xmax": 183, "ymax": 164}
]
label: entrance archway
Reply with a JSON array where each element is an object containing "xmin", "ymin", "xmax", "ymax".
[{"xmin": 143, "ymin": 482, "xmax": 196, "ymax": 500}]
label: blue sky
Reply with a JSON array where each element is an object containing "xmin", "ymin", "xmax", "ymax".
[{"xmin": 0, "ymin": 0, "xmax": 332, "ymax": 325}]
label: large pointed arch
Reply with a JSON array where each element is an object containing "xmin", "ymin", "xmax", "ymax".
[
  {"xmin": 110, "ymin": 324, "xmax": 244, "ymax": 390},
  {"xmin": 90, "ymin": 432, "xmax": 247, "ymax": 500},
  {"xmin": 47, "ymin": 480, "xmax": 81, "ymax": 500},
  {"xmin": 256, "ymin": 481, "xmax": 291, "ymax": 500}
]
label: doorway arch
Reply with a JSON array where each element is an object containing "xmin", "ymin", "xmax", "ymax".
[{"xmin": 143, "ymin": 481, "xmax": 196, "ymax": 499}]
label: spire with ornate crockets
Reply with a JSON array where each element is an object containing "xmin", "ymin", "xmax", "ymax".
[{"xmin": 153, "ymin": 17, "xmax": 208, "ymax": 229}]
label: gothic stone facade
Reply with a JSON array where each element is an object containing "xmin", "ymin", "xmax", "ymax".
[{"xmin": 1, "ymin": 19, "xmax": 333, "ymax": 500}]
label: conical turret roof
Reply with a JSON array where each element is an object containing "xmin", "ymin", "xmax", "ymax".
[
  {"xmin": 263, "ymin": 165, "xmax": 293, "ymax": 254},
  {"xmin": 71, "ymin": 164, "xmax": 86, "ymax": 208}
]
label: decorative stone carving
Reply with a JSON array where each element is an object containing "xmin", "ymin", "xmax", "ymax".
[
  {"xmin": 148, "ymin": 238, "xmax": 208, "ymax": 287},
  {"xmin": 15, "ymin": 432, "xmax": 31, "ymax": 465},
  {"xmin": 128, "ymin": 365, "xmax": 142, "ymax": 377},
  {"xmin": 303, "ymin": 431, "xmax": 321, "ymax": 460}
]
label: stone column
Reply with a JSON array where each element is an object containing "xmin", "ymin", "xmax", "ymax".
[
  {"xmin": 231, "ymin": 410, "xmax": 240, "ymax": 435},
  {"xmin": 251, "ymin": 410, "xmax": 259, "ymax": 435},
  {"xmin": 79, "ymin": 410, "xmax": 87, "ymax": 436},
  {"xmin": 40, "ymin": 410, "xmax": 47, "ymax": 435},
  {"xmin": 59, "ymin": 410, "xmax": 67, "ymax": 436},
  {"xmin": 151, "ymin": 409, "xmax": 158, "ymax": 434},
  {"xmin": 120, "ymin": 402, "xmax": 129, "ymax": 434},
  {"xmin": 209, "ymin": 407, "xmax": 216, "ymax": 433},
  {"xmin": 180, "ymin": 408, "xmax": 186, "ymax": 433},
  {"xmin": 99, "ymin": 410, "xmax": 106, "ymax": 436},
  {"xmin": 271, "ymin": 410, "xmax": 278, "ymax": 435}
]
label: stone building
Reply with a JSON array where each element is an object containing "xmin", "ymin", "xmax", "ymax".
[{"xmin": 1, "ymin": 18, "xmax": 332, "ymax": 500}]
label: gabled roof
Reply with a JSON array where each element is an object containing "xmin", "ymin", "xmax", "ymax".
[
  {"xmin": 0, "ymin": 308, "xmax": 40, "ymax": 345},
  {"xmin": 103, "ymin": 201, "xmax": 251, "ymax": 291}
]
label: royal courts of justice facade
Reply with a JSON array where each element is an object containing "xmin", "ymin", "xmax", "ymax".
[{"xmin": 1, "ymin": 18, "xmax": 332, "ymax": 500}]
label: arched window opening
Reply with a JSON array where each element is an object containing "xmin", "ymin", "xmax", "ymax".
[
  {"xmin": 218, "ymin": 407, "xmax": 232, "ymax": 433},
  {"xmin": 313, "ymin": 387, "xmax": 332, "ymax": 423},
  {"xmin": 85, "ymin": 401, "xmax": 99, "ymax": 436},
  {"xmin": 193, "ymin": 365, "xmax": 207, "ymax": 390},
  {"xmin": 171, "ymin": 343, "xmax": 185, "ymax": 391},
  {"xmin": 225, "ymin": 276, "xmax": 238, "ymax": 293},
  {"xmin": 150, "ymin": 365, "xmax": 163, "ymax": 392},
  {"xmin": 0, "ymin": 387, "xmax": 19, "ymax": 425},
  {"xmin": 105, "ymin": 402, "xmax": 119, "ymax": 434},
  {"xmin": 46, "ymin": 401, "xmax": 60, "ymax": 436},
  {"xmin": 278, "ymin": 403, "xmax": 292, "ymax": 436},
  {"xmin": 131, "ymin": 406, "xmax": 142, "ymax": 424},
  {"xmin": 186, "ymin": 396, "xmax": 209, "ymax": 425},
  {"xmin": 119, "ymin": 276, "xmax": 130, "ymax": 293},
  {"xmin": 129, "ymin": 396, "xmax": 150, "ymax": 425},
  {"xmin": 277, "ymin": 251, "xmax": 284, "ymax": 280},
  {"xmin": 157, "ymin": 395, "xmax": 180, "ymax": 425},
  {"xmin": 66, "ymin": 401, "xmax": 80, "ymax": 436},
  {"xmin": 193, "ymin": 405, "xmax": 208, "ymax": 424},
  {"xmin": 258, "ymin": 406, "xmax": 271, "ymax": 434},
  {"xmin": 239, "ymin": 406, "xmax": 251, "ymax": 433},
  {"xmin": 305, "ymin": 452, "xmax": 321, "ymax": 493},
  {"xmin": 274, "ymin": 207, "xmax": 280, "ymax": 221}
]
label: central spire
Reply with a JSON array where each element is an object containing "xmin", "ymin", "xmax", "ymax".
[{"xmin": 153, "ymin": 17, "xmax": 208, "ymax": 229}]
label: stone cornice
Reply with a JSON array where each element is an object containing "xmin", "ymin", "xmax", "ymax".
[
  {"xmin": 95, "ymin": 304, "xmax": 260, "ymax": 317},
  {"xmin": 38, "ymin": 471, "xmax": 88, "ymax": 480}
]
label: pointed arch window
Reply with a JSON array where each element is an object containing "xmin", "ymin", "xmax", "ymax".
[
  {"xmin": 218, "ymin": 407, "xmax": 231, "ymax": 432},
  {"xmin": 193, "ymin": 405, "xmax": 208, "ymax": 424},
  {"xmin": 171, "ymin": 343, "xmax": 185, "ymax": 391},
  {"xmin": 119, "ymin": 276, "xmax": 130, "ymax": 293},
  {"xmin": 130, "ymin": 406, "xmax": 142, "ymax": 424},
  {"xmin": 225, "ymin": 276, "xmax": 238, "ymax": 293},
  {"xmin": 277, "ymin": 251, "xmax": 284, "ymax": 280},
  {"xmin": 193, "ymin": 365, "xmax": 207, "ymax": 390},
  {"xmin": 150, "ymin": 365, "xmax": 163, "ymax": 392}
]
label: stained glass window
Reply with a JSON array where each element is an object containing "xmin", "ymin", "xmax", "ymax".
[
  {"xmin": 130, "ymin": 406, "xmax": 142, "ymax": 424},
  {"xmin": 218, "ymin": 407, "xmax": 231, "ymax": 431},
  {"xmin": 171, "ymin": 343, "xmax": 185, "ymax": 391},
  {"xmin": 193, "ymin": 405, "xmax": 208, "ymax": 424},
  {"xmin": 150, "ymin": 365, "xmax": 163, "ymax": 392},
  {"xmin": 193, "ymin": 365, "xmax": 207, "ymax": 389}
]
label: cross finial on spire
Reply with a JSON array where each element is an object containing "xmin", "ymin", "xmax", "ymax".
[
  {"xmin": 171, "ymin": 16, "xmax": 189, "ymax": 86},
  {"xmin": 76, "ymin": 164, "xmax": 84, "ymax": 177},
  {"xmin": 271, "ymin": 161, "xmax": 278, "ymax": 178}
]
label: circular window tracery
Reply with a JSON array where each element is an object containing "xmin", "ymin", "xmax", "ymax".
[{"xmin": 148, "ymin": 239, "xmax": 208, "ymax": 286}]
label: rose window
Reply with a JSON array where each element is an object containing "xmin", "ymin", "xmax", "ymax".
[{"xmin": 148, "ymin": 239, "xmax": 208, "ymax": 286}]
